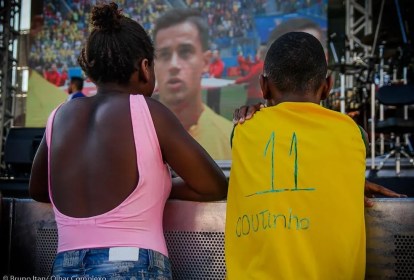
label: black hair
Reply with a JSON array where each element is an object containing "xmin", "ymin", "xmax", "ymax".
[
  {"xmin": 70, "ymin": 76, "xmax": 84, "ymax": 91},
  {"xmin": 153, "ymin": 9, "xmax": 209, "ymax": 51},
  {"xmin": 78, "ymin": 2, "xmax": 154, "ymax": 84},
  {"xmin": 267, "ymin": 18, "xmax": 324, "ymax": 48},
  {"xmin": 264, "ymin": 32, "xmax": 327, "ymax": 93}
]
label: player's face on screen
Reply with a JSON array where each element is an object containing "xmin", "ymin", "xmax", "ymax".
[
  {"xmin": 301, "ymin": 27, "xmax": 322, "ymax": 43},
  {"xmin": 154, "ymin": 22, "xmax": 209, "ymax": 106}
]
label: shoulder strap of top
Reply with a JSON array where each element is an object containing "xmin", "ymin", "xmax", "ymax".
[{"xmin": 129, "ymin": 94, "xmax": 164, "ymax": 170}]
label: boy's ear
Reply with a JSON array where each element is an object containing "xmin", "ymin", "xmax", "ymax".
[
  {"xmin": 260, "ymin": 74, "xmax": 271, "ymax": 100},
  {"xmin": 321, "ymin": 75, "xmax": 333, "ymax": 100}
]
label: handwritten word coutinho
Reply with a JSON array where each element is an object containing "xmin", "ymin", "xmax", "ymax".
[{"xmin": 235, "ymin": 208, "xmax": 310, "ymax": 237}]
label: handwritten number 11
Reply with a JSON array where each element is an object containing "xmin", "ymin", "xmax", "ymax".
[
  {"xmin": 264, "ymin": 132, "xmax": 315, "ymax": 192},
  {"xmin": 264, "ymin": 131, "xmax": 275, "ymax": 190},
  {"xmin": 289, "ymin": 132, "xmax": 298, "ymax": 190}
]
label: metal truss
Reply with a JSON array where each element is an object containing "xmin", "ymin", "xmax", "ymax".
[
  {"xmin": 0, "ymin": 0, "xmax": 20, "ymax": 167},
  {"xmin": 345, "ymin": 0, "xmax": 372, "ymax": 61}
]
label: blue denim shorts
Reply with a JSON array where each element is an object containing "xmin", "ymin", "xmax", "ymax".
[{"xmin": 52, "ymin": 247, "xmax": 172, "ymax": 280}]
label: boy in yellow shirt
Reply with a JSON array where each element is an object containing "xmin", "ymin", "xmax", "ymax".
[{"xmin": 225, "ymin": 32, "xmax": 366, "ymax": 280}]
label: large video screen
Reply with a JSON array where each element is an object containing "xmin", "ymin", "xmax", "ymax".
[{"xmin": 28, "ymin": 0, "xmax": 327, "ymax": 160}]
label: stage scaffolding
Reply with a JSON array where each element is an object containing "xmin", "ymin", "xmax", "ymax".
[
  {"xmin": 345, "ymin": 0, "xmax": 372, "ymax": 59},
  {"xmin": 0, "ymin": 0, "xmax": 21, "ymax": 168}
]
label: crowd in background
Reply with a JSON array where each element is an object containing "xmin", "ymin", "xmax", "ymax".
[
  {"xmin": 186, "ymin": 0, "xmax": 261, "ymax": 42},
  {"xmin": 29, "ymin": 0, "xmax": 169, "ymax": 84},
  {"xmin": 274, "ymin": 0, "xmax": 325, "ymax": 14},
  {"xmin": 29, "ymin": 0, "xmax": 326, "ymax": 86},
  {"xmin": 29, "ymin": 0, "xmax": 89, "ymax": 72}
]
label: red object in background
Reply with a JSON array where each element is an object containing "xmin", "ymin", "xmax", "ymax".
[
  {"xmin": 209, "ymin": 58, "xmax": 225, "ymax": 78},
  {"xmin": 59, "ymin": 70, "xmax": 68, "ymax": 86},
  {"xmin": 235, "ymin": 60, "xmax": 264, "ymax": 99},
  {"xmin": 237, "ymin": 54, "xmax": 250, "ymax": 74},
  {"xmin": 44, "ymin": 70, "xmax": 61, "ymax": 87},
  {"xmin": 227, "ymin": 67, "xmax": 240, "ymax": 77}
]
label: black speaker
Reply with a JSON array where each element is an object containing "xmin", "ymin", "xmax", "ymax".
[{"xmin": 4, "ymin": 127, "xmax": 45, "ymax": 178}]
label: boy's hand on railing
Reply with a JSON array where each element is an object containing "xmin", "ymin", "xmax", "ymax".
[{"xmin": 364, "ymin": 180, "xmax": 407, "ymax": 207}]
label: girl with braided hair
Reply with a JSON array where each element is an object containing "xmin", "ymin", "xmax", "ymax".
[{"xmin": 30, "ymin": 2, "xmax": 227, "ymax": 278}]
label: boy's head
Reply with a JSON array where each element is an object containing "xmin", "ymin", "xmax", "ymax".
[{"xmin": 261, "ymin": 32, "xmax": 331, "ymax": 105}]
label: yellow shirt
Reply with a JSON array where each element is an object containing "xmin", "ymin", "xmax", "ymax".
[
  {"xmin": 225, "ymin": 102, "xmax": 366, "ymax": 280},
  {"xmin": 189, "ymin": 104, "xmax": 233, "ymax": 160}
]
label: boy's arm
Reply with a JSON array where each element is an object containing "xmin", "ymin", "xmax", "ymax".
[
  {"xmin": 230, "ymin": 125, "xmax": 236, "ymax": 148},
  {"xmin": 358, "ymin": 126, "xmax": 408, "ymax": 206},
  {"xmin": 364, "ymin": 180, "xmax": 407, "ymax": 207},
  {"xmin": 357, "ymin": 125, "xmax": 370, "ymax": 153}
]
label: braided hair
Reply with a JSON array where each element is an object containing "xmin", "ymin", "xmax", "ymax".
[{"xmin": 78, "ymin": 2, "xmax": 154, "ymax": 84}]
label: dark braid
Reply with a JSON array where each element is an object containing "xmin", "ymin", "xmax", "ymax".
[{"xmin": 78, "ymin": 2, "xmax": 154, "ymax": 84}]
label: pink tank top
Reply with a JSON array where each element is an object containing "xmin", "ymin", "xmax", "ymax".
[{"xmin": 46, "ymin": 94, "xmax": 172, "ymax": 255}]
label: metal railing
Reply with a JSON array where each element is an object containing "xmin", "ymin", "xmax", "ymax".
[{"xmin": 1, "ymin": 198, "xmax": 413, "ymax": 279}]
